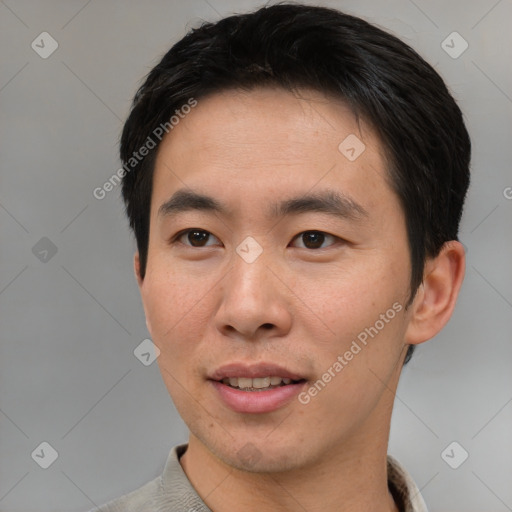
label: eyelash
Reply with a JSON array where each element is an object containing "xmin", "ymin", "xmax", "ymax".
[{"xmin": 171, "ymin": 229, "xmax": 342, "ymax": 250}]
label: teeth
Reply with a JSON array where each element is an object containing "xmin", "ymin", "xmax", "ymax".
[
  {"xmin": 238, "ymin": 377, "xmax": 253, "ymax": 389},
  {"xmin": 252, "ymin": 377, "xmax": 271, "ymax": 388},
  {"xmin": 221, "ymin": 376, "xmax": 297, "ymax": 390}
]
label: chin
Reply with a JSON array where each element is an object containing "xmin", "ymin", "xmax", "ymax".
[{"xmin": 206, "ymin": 431, "xmax": 311, "ymax": 474}]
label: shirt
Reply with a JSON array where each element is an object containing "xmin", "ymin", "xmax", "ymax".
[{"xmin": 90, "ymin": 443, "xmax": 428, "ymax": 512}]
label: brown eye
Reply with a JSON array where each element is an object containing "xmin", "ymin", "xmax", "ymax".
[
  {"xmin": 292, "ymin": 231, "xmax": 337, "ymax": 249},
  {"xmin": 177, "ymin": 229, "xmax": 220, "ymax": 247}
]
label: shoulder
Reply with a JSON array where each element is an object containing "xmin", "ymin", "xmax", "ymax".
[
  {"xmin": 88, "ymin": 444, "xmax": 194, "ymax": 512},
  {"xmin": 89, "ymin": 475, "xmax": 163, "ymax": 512}
]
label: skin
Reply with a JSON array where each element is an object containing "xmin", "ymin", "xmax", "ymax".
[{"xmin": 134, "ymin": 87, "xmax": 465, "ymax": 512}]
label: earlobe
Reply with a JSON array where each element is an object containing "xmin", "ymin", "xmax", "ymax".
[
  {"xmin": 134, "ymin": 252, "xmax": 142, "ymax": 288},
  {"xmin": 134, "ymin": 252, "xmax": 152, "ymax": 333},
  {"xmin": 405, "ymin": 241, "xmax": 466, "ymax": 345}
]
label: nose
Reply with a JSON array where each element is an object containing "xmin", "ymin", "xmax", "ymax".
[{"xmin": 214, "ymin": 247, "xmax": 293, "ymax": 341}]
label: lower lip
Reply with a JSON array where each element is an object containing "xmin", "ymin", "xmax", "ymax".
[{"xmin": 210, "ymin": 380, "xmax": 307, "ymax": 414}]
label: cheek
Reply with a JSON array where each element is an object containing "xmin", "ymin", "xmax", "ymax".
[
  {"xmin": 298, "ymin": 300, "xmax": 407, "ymax": 431},
  {"xmin": 293, "ymin": 259, "xmax": 408, "ymax": 377},
  {"xmin": 296, "ymin": 261, "xmax": 400, "ymax": 330},
  {"xmin": 141, "ymin": 264, "xmax": 211, "ymax": 354},
  {"xmin": 142, "ymin": 269, "xmax": 213, "ymax": 405},
  {"xmin": 143, "ymin": 255, "xmax": 201, "ymax": 321}
]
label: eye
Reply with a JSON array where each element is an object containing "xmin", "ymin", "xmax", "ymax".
[
  {"xmin": 175, "ymin": 229, "xmax": 221, "ymax": 247},
  {"xmin": 172, "ymin": 229, "xmax": 340, "ymax": 250},
  {"xmin": 290, "ymin": 230, "xmax": 339, "ymax": 249}
]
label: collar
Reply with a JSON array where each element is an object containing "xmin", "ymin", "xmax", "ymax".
[{"xmin": 387, "ymin": 454, "xmax": 429, "ymax": 512}]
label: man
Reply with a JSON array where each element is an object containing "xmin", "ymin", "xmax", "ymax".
[{"xmin": 92, "ymin": 3, "xmax": 470, "ymax": 511}]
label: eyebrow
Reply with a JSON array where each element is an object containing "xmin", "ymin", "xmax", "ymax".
[{"xmin": 158, "ymin": 188, "xmax": 369, "ymax": 222}]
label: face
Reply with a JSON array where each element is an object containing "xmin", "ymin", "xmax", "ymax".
[{"xmin": 137, "ymin": 87, "xmax": 415, "ymax": 473}]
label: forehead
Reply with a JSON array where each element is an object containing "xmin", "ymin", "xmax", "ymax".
[
  {"xmin": 157, "ymin": 87, "xmax": 371, "ymax": 161},
  {"xmin": 151, "ymin": 87, "xmax": 398, "ymax": 224}
]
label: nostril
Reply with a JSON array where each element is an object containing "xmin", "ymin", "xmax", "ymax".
[{"xmin": 261, "ymin": 323, "xmax": 273, "ymax": 329}]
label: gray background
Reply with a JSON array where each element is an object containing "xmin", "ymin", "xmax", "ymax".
[{"xmin": 1, "ymin": 0, "xmax": 511, "ymax": 510}]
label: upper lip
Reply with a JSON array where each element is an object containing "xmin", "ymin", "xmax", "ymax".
[{"xmin": 208, "ymin": 362, "xmax": 307, "ymax": 381}]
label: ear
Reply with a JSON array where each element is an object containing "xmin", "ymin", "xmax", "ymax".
[
  {"xmin": 134, "ymin": 252, "xmax": 143, "ymax": 288},
  {"xmin": 134, "ymin": 252, "xmax": 153, "ymax": 333},
  {"xmin": 405, "ymin": 241, "xmax": 465, "ymax": 345}
]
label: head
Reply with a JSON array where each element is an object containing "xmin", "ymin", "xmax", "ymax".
[{"xmin": 120, "ymin": 3, "xmax": 469, "ymax": 472}]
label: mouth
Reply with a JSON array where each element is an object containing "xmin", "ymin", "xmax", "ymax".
[
  {"xmin": 207, "ymin": 362, "xmax": 309, "ymax": 413},
  {"xmin": 216, "ymin": 376, "xmax": 306, "ymax": 391}
]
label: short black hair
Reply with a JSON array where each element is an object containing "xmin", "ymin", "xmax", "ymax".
[{"xmin": 120, "ymin": 2, "xmax": 471, "ymax": 364}]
